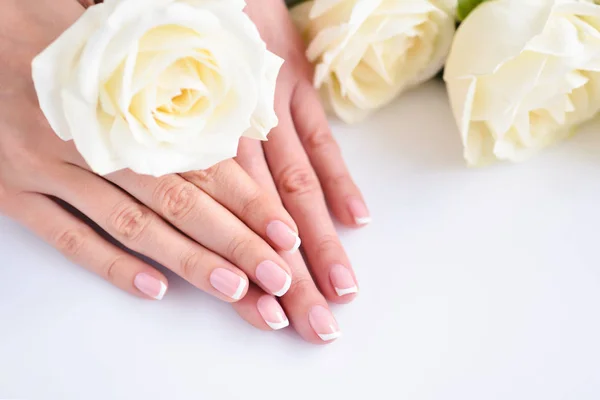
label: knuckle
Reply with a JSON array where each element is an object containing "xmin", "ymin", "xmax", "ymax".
[
  {"xmin": 102, "ymin": 256, "xmax": 124, "ymax": 283},
  {"xmin": 109, "ymin": 201, "xmax": 152, "ymax": 243},
  {"xmin": 316, "ymin": 234, "xmax": 342, "ymax": 258},
  {"xmin": 53, "ymin": 227, "xmax": 88, "ymax": 258},
  {"xmin": 184, "ymin": 163, "xmax": 220, "ymax": 186},
  {"xmin": 239, "ymin": 190, "xmax": 265, "ymax": 221},
  {"xmin": 226, "ymin": 236, "xmax": 251, "ymax": 264},
  {"xmin": 154, "ymin": 178, "xmax": 197, "ymax": 222},
  {"xmin": 277, "ymin": 165, "xmax": 321, "ymax": 197},
  {"xmin": 285, "ymin": 275, "xmax": 315, "ymax": 300},
  {"xmin": 303, "ymin": 129, "xmax": 338, "ymax": 153},
  {"xmin": 325, "ymin": 174, "xmax": 352, "ymax": 191},
  {"xmin": 180, "ymin": 250, "xmax": 203, "ymax": 282}
]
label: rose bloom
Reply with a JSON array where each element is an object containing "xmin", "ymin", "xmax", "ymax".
[
  {"xmin": 445, "ymin": 0, "xmax": 600, "ymax": 166},
  {"xmin": 291, "ymin": 0, "xmax": 456, "ymax": 123},
  {"xmin": 33, "ymin": 0, "xmax": 283, "ymax": 177}
]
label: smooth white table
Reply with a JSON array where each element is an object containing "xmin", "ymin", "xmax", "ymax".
[{"xmin": 2, "ymin": 81, "xmax": 600, "ymax": 400}]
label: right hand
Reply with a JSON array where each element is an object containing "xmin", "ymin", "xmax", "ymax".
[{"xmin": 1, "ymin": 0, "xmax": 302, "ymax": 333}]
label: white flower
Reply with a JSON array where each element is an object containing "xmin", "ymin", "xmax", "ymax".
[
  {"xmin": 444, "ymin": 0, "xmax": 600, "ymax": 166},
  {"xmin": 291, "ymin": 0, "xmax": 456, "ymax": 123},
  {"xmin": 32, "ymin": 0, "xmax": 283, "ymax": 177}
]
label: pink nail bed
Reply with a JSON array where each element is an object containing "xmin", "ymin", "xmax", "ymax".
[
  {"xmin": 134, "ymin": 273, "xmax": 167, "ymax": 300},
  {"xmin": 255, "ymin": 260, "xmax": 292, "ymax": 297},
  {"xmin": 210, "ymin": 268, "xmax": 247, "ymax": 300},
  {"xmin": 347, "ymin": 197, "xmax": 371, "ymax": 225},
  {"xmin": 266, "ymin": 220, "xmax": 301, "ymax": 253},
  {"xmin": 257, "ymin": 295, "xmax": 289, "ymax": 330},
  {"xmin": 308, "ymin": 305, "xmax": 341, "ymax": 342},
  {"xmin": 329, "ymin": 264, "xmax": 358, "ymax": 296}
]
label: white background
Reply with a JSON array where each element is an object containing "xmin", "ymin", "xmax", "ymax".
[{"xmin": 2, "ymin": 81, "xmax": 600, "ymax": 399}]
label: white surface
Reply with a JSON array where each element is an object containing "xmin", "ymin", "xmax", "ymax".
[{"xmin": 2, "ymin": 81, "xmax": 600, "ymax": 399}]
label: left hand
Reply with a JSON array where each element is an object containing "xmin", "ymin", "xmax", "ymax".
[{"xmin": 231, "ymin": 0, "xmax": 370, "ymax": 342}]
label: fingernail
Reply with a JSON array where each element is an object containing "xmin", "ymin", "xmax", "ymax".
[
  {"xmin": 210, "ymin": 268, "xmax": 247, "ymax": 300},
  {"xmin": 266, "ymin": 220, "xmax": 301, "ymax": 253},
  {"xmin": 256, "ymin": 260, "xmax": 292, "ymax": 297},
  {"xmin": 309, "ymin": 305, "xmax": 341, "ymax": 342},
  {"xmin": 329, "ymin": 264, "xmax": 358, "ymax": 296},
  {"xmin": 347, "ymin": 197, "xmax": 371, "ymax": 225},
  {"xmin": 257, "ymin": 295, "xmax": 289, "ymax": 330},
  {"xmin": 134, "ymin": 273, "xmax": 167, "ymax": 300}
]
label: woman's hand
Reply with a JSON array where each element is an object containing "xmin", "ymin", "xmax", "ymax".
[
  {"xmin": 228, "ymin": 0, "xmax": 369, "ymax": 341},
  {"xmin": 1, "ymin": 0, "xmax": 302, "ymax": 331}
]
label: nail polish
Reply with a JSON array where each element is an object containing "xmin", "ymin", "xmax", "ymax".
[
  {"xmin": 309, "ymin": 305, "xmax": 341, "ymax": 341},
  {"xmin": 256, "ymin": 260, "xmax": 292, "ymax": 297},
  {"xmin": 257, "ymin": 295, "xmax": 289, "ymax": 330},
  {"xmin": 134, "ymin": 273, "xmax": 167, "ymax": 300},
  {"xmin": 347, "ymin": 197, "xmax": 371, "ymax": 225},
  {"xmin": 329, "ymin": 264, "xmax": 358, "ymax": 296},
  {"xmin": 266, "ymin": 220, "xmax": 301, "ymax": 253},
  {"xmin": 210, "ymin": 268, "xmax": 247, "ymax": 300}
]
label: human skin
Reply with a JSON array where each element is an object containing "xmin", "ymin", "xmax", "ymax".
[
  {"xmin": 233, "ymin": 0, "xmax": 371, "ymax": 342},
  {"xmin": 2, "ymin": 0, "xmax": 368, "ymax": 344}
]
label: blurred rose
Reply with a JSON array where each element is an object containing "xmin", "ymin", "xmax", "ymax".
[
  {"xmin": 292, "ymin": 0, "xmax": 456, "ymax": 123},
  {"xmin": 445, "ymin": 0, "xmax": 600, "ymax": 166}
]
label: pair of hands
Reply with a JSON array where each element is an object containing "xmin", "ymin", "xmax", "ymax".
[{"xmin": 0, "ymin": 0, "xmax": 369, "ymax": 343}]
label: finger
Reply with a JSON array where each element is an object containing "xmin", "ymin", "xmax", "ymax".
[
  {"xmin": 236, "ymin": 138, "xmax": 279, "ymax": 198},
  {"xmin": 46, "ymin": 166, "xmax": 249, "ymax": 303},
  {"xmin": 232, "ymin": 283, "xmax": 290, "ymax": 331},
  {"xmin": 4, "ymin": 192, "xmax": 168, "ymax": 300},
  {"xmin": 107, "ymin": 169, "xmax": 292, "ymax": 297},
  {"xmin": 263, "ymin": 95, "xmax": 359, "ymax": 304},
  {"xmin": 291, "ymin": 79, "xmax": 371, "ymax": 227},
  {"xmin": 180, "ymin": 159, "xmax": 301, "ymax": 253},
  {"xmin": 235, "ymin": 138, "xmax": 342, "ymax": 343}
]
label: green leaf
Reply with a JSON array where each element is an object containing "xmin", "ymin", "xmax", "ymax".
[{"xmin": 457, "ymin": 0, "xmax": 489, "ymax": 21}]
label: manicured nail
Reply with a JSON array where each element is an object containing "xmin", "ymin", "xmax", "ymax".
[
  {"xmin": 134, "ymin": 273, "xmax": 167, "ymax": 300},
  {"xmin": 266, "ymin": 220, "xmax": 301, "ymax": 253},
  {"xmin": 347, "ymin": 197, "xmax": 371, "ymax": 225},
  {"xmin": 329, "ymin": 264, "xmax": 358, "ymax": 296},
  {"xmin": 257, "ymin": 295, "xmax": 289, "ymax": 330},
  {"xmin": 309, "ymin": 305, "xmax": 341, "ymax": 342},
  {"xmin": 210, "ymin": 268, "xmax": 247, "ymax": 300},
  {"xmin": 256, "ymin": 260, "xmax": 292, "ymax": 297}
]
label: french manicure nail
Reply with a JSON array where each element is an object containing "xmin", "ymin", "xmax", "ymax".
[
  {"xmin": 309, "ymin": 305, "xmax": 341, "ymax": 342},
  {"xmin": 210, "ymin": 268, "xmax": 247, "ymax": 300},
  {"xmin": 134, "ymin": 273, "xmax": 167, "ymax": 300},
  {"xmin": 257, "ymin": 295, "xmax": 289, "ymax": 330},
  {"xmin": 347, "ymin": 197, "xmax": 371, "ymax": 225},
  {"xmin": 256, "ymin": 260, "xmax": 292, "ymax": 297},
  {"xmin": 329, "ymin": 264, "xmax": 358, "ymax": 296},
  {"xmin": 266, "ymin": 220, "xmax": 301, "ymax": 253}
]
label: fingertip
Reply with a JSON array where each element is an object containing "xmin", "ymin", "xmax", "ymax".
[
  {"xmin": 133, "ymin": 272, "xmax": 169, "ymax": 300},
  {"xmin": 232, "ymin": 287, "xmax": 290, "ymax": 332},
  {"xmin": 345, "ymin": 196, "xmax": 371, "ymax": 227}
]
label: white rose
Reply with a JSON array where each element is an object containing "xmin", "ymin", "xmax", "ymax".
[
  {"xmin": 444, "ymin": 0, "xmax": 600, "ymax": 166},
  {"xmin": 32, "ymin": 0, "xmax": 283, "ymax": 177},
  {"xmin": 291, "ymin": 0, "xmax": 457, "ymax": 123}
]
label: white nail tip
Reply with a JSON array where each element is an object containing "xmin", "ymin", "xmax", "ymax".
[
  {"xmin": 272, "ymin": 273, "xmax": 292, "ymax": 297},
  {"xmin": 318, "ymin": 331, "xmax": 342, "ymax": 341},
  {"xmin": 154, "ymin": 281, "xmax": 167, "ymax": 300},
  {"xmin": 266, "ymin": 319, "xmax": 290, "ymax": 330},
  {"xmin": 289, "ymin": 235, "xmax": 301, "ymax": 253},
  {"xmin": 232, "ymin": 277, "xmax": 247, "ymax": 300},
  {"xmin": 335, "ymin": 286, "xmax": 358, "ymax": 296},
  {"xmin": 355, "ymin": 216, "xmax": 372, "ymax": 225}
]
